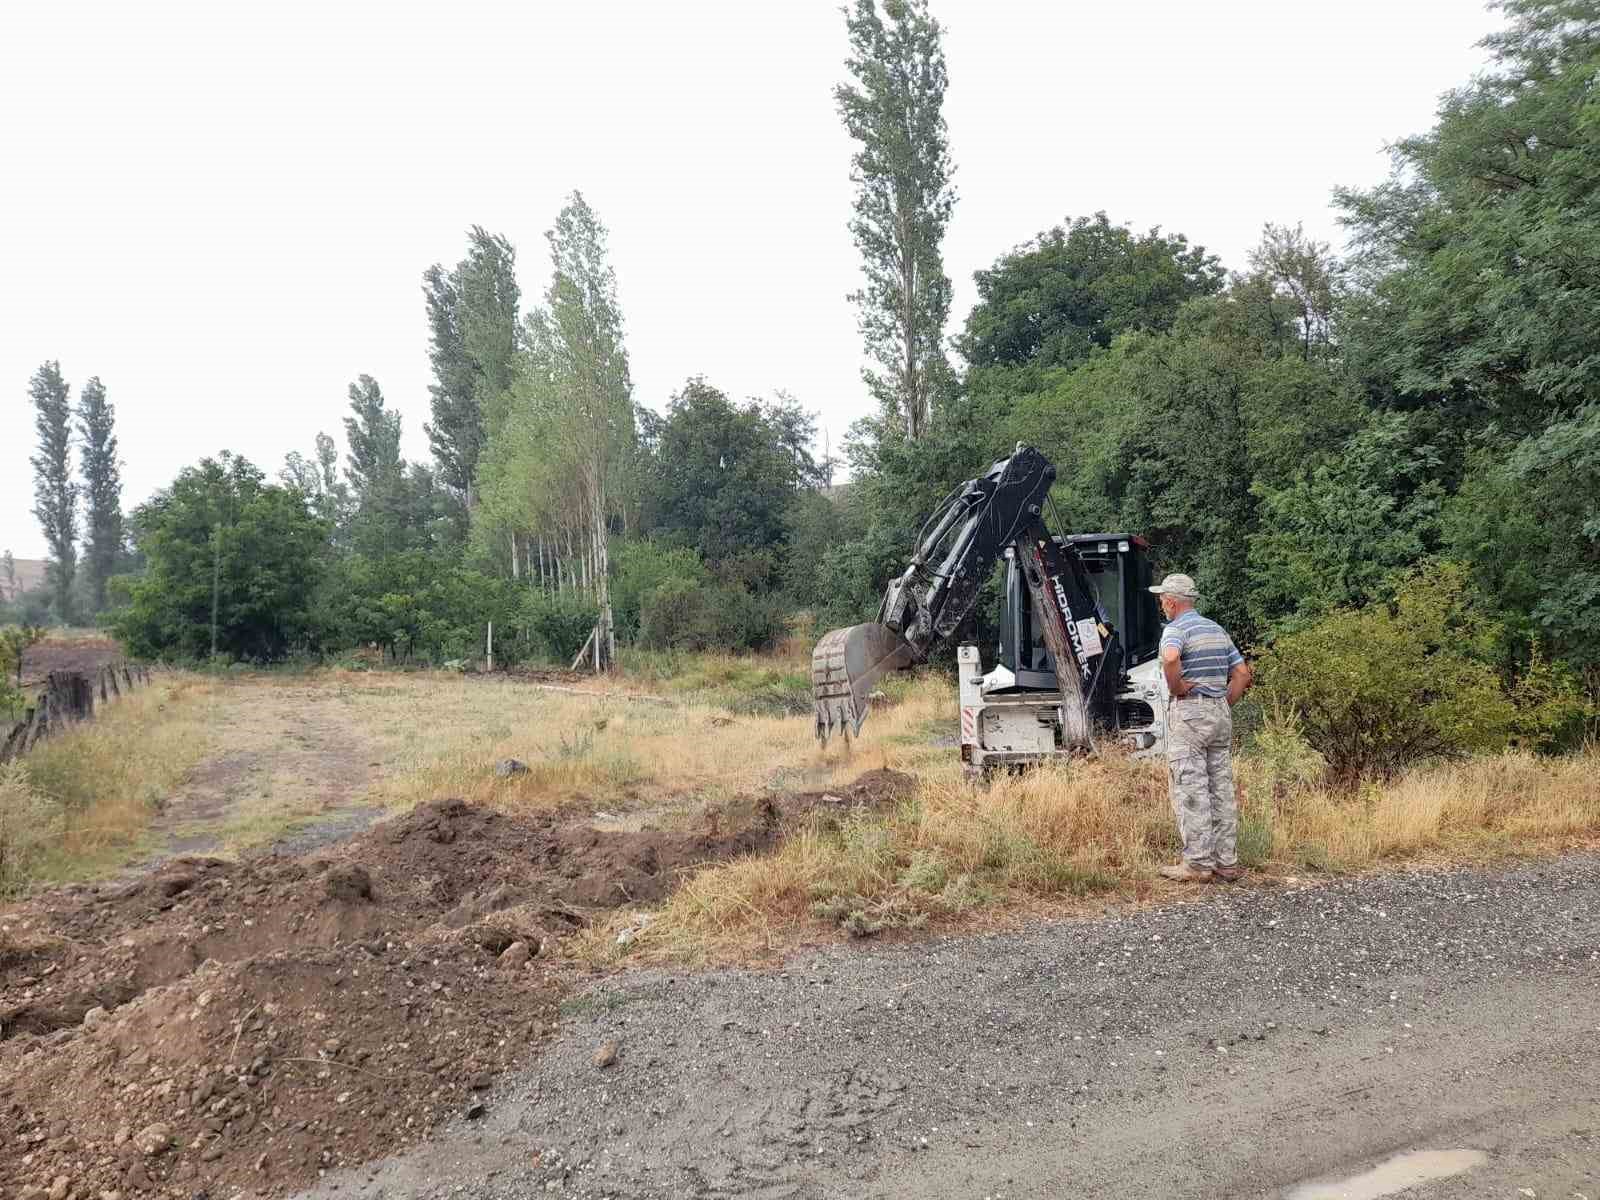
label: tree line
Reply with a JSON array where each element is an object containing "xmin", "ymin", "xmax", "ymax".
[{"xmin": 12, "ymin": 0, "xmax": 1598, "ymax": 748}]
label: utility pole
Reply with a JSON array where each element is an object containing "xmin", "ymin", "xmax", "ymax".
[{"xmin": 210, "ymin": 521, "xmax": 222, "ymax": 660}]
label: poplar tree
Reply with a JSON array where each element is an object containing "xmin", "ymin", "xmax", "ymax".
[
  {"xmin": 28, "ymin": 361, "xmax": 77, "ymax": 621},
  {"xmin": 836, "ymin": 0, "xmax": 956, "ymax": 441},
  {"xmin": 423, "ymin": 227, "xmax": 521, "ymax": 510},
  {"xmin": 343, "ymin": 376, "xmax": 407, "ymax": 557},
  {"xmin": 76, "ymin": 375, "xmax": 123, "ymax": 613},
  {"xmin": 523, "ymin": 192, "xmax": 636, "ymax": 668}
]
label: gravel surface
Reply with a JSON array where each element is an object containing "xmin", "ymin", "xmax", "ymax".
[{"xmin": 299, "ymin": 855, "xmax": 1600, "ymax": 1200}]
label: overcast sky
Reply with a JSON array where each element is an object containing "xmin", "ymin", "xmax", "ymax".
[{"xmin": 2, "ymin": 0, "xmax": 1504, "ymax": 561}]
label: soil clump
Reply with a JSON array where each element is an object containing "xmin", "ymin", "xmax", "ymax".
[{"xmin": 0, "ymin": 769, "xmax": 910, "ymax": 1199}]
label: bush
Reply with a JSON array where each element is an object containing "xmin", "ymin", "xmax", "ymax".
[
  {"xmin": 519, "ymin": 592, "xmax": 599, "ymax": 663},
  {"xmin": 638, "ymin": 578, "xmax": 786, "ymax": 653},
  {"xmin": 1255, "ymin": 563, "xmax": 1515, "ymax": 784},
  {"xmin": 1507, "ymin": 646, "xmax": 1595, "ymax": 751},
  {"xmin": 610, "ymin": 540, "xmax": 709, "ymax": 641}
]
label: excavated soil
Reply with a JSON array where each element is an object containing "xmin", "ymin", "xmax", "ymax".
[{"xmin": 0, "ymin": 769, "xmax": 913, "ymax": 1200}]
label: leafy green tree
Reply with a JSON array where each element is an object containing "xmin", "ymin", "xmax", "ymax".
[
  {"xmin": 1445, "ymin": 403, "xmax": 1600, "ymax": 678},
  {"xmin": 423, "ymin": 226, "xmax": 521, "ymax": 509},
  {"xmin": 1248, "ymin": 412, "xmax": 1445, "ymax": 630},
  {"xmin": 781, "ymin": 490, "xmax": 854, "ymax": 611},
  {"xmin": 1115, "ymin": 331, "xmax": 1259, "ymax": 636},
  {"xmin": 638, "ymin": 378, "xmax": 820, "ymax": 579},
  {"xmin": 837, "ymin": 0, "xmax": 955, "ymax": 440},
  {"xmin": 75, "ymin": 375, "xmax": 123, "ymax": 613},
  {"xmin": 114, "ymin": 454, "xmax": 328, "ymax": 661},
  {"xmin": 27, "ymin": 361, "xmax": 77, "ymax": 622},
  {"xmin": 1336, "ymin": 0, "xmax": 1600, "ymax": 428},
  {"xmin": 280, "ymin": 432, "xmax": 349, "ymax": 530},
  {"xmin": 1244, "ymin": 223, "xmax": 1339, "ymax": 362},
  {"xmin": 341, "ymin": 375, "xmax": 411, "ymax": 558},
  {"xmin": 960, "ymin": 213, "xmax": 1224, "ymax": 372},
  {"xmin": 519, "ymin": 192, "xmax": 636, "ymax": 667}
]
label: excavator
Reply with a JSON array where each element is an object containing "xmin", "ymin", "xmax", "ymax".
[{"xmin": 812, "ymin": 444, "xmax": 1167, "ymax": 774}]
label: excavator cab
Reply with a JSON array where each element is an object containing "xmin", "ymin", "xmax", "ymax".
[{"xmin": 994, "ymin": 534, "xmax": 1165, "ymax": 744}]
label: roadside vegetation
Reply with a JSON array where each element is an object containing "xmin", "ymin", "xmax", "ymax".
[
  {"xmin": 611, "ymin": 724, "xmax": 1600, "ymax": 963},
  {"xmin": 0, "ymin": 673, "xmax": 217, "ymax": 890}
]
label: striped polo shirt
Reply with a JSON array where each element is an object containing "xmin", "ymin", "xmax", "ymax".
[{"xmin": 1160, "ymin": 610, "xmax": 1244, "ymax": 698}]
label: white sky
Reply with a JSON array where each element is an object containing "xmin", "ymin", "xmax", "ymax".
[{"xmin": 2, "ymin": 0, "xmax": 1503, "ymax": 561}]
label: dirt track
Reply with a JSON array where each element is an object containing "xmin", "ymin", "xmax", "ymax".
[{"xmin": 295, "ymin": 855, "xmax": 1600, "ymax": 1200}]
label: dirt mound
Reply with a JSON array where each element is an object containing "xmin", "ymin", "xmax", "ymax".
[{"xmin": 0, "ymin": 770, "xmax": 901, "ymax": 1199}]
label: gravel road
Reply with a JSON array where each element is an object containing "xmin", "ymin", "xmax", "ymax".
[{"xmin": 298, "ymin": 855, "xmax": 1600, "ymax": 1200}]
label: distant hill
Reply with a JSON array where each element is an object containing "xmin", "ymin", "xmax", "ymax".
[{"xmin": 1, "ymin": 557, "xmax": 46, "ymax": 601}]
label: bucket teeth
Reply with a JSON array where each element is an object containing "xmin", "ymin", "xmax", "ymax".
[{"xmin": 811, "ymin": 623, "xmax": 915, "ymax": 744}]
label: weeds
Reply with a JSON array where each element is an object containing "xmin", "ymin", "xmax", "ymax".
[{"xmin": 624, "ymin": 741, "xmax": 1600, "ymax": 962}]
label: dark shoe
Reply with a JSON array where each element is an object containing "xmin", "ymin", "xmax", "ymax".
[
  {"xmin": 1212, "ymin": 864, "xmax": 1244, "ymax": 883},
  {"xmin": 1158, "ymin": 863, "xmax": 1214, "ymax": 883}
]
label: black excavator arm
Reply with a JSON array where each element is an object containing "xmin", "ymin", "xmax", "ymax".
[{"xmin": 812, "ymin": 444, "xmax": 1113, "ymax": 747}]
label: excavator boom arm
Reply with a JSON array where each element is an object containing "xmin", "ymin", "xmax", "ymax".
[{"xmin": 812, "ymin": 445, "xmax": 1110, "ymax": 746}]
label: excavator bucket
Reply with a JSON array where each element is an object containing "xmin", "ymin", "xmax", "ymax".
[{"xmin": 812, "ymin": 622, "xmax": 916, "ymax": 744}]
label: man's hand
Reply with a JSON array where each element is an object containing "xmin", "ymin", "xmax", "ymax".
[{"xmin": 1226, "ymin": 661, "xmax": 1253, "ymax": 706}]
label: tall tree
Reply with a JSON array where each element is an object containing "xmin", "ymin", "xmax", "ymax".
[
  {"xmin": 422, "ymin": 227, "xmax": 521, "ymax": 509},
  {"xmin": 960, "ymin": 213, "xmax": 1225, "ymax": 371},
  {"xmin": 76, "ymin": 375, "xmax": 123, "ymax": 613},
  {"xmin": 2, "ymin": 550, "xmax": 15, "ymax": 600},
  {"xmin": 836, "ymin": 0, "xmax": 956, "ymax": 440},
  {"xmin": 638, "ymin": 379, "xmax": 819, "ymax": 579},
  {"xmin": 1245, "ymin": 223, "xmax": 1339, "ymax": 362},
  {"xmin": 1336, "ymin": 0, "xmax": 1600, "ymax": 429},
  {"xmin": 342, "ymin": 376, "xmax": 409, "ymax": 558},
  {"xmin": 523, "ymin": 192, "xmax": 636, "ymax": 668},
  {"xmin": 113, "ymin": 454, "xmax": 327, "ymax": 662},
  {"xmin": 27, "ymin": 361, "xmax": 77, "ymax": 621}
]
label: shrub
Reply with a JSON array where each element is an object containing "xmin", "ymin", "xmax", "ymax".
[
  {"xmin": 1507, "ymin": 645, "xmax": 1595, "ymax": 751},
  {"xmin": 1255, "ymin": 563, "xmax": 1515, "ymax": 784},
  {"xmin": 518, "ymin": 592, "xmax": 599, "ymax": 664},
  {"xmin": 610, "ymin": 540, "xmax": 709, "ymax": 641},
  {"xmin": 638, "ymin": 579, "xmax": 786, "ymax": 653}
]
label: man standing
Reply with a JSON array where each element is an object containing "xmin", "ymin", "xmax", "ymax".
[{"xmin": 1150, "ymin": 573, "xmax": 1252, "ymax": 883}]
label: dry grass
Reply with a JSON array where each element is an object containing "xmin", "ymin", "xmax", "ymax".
[
  {"xmin": 1, "ymin": 673, "xmax": 220, "ymax": 889},
  {"xmin": 333, "ymin": 669, "xmax": 954, "ymax": 816},
  {"xmin": 616, "ymin": 743, "xmax": 1600, "ymax": 963}
]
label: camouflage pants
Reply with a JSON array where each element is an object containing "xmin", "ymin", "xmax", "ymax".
[{"xmin": 1166, "ymin": 696, "xmax": 1237, "ymax": 869}]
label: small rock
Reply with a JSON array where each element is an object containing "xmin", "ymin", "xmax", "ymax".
[
  {"xmin": 465, "ymin": 1101, "xmax": 486, "ymax": 1121},
  {"xmin": 83, "ymin": 1005, "xmax": 109, "ymax": 1030},
  {"xmin": 100, "ymin": 1191, "xmax": 123, "ymax": 1200},
  {"xmin": 494, "ymin": 758, "xmax": 529, "ymax": 779},
  {"xmin": 469, "ymin": 1071, "xmax": 493, "ymax": 1091},
  {"xmin": 200, "ymin": 1143, "xmax": 225, "ymax": 1162},
  {"xmin": 113, "ymin": 1125, "xmax": 132, "ymax": 1147},
  {"xmin": 125, "ymin": 1162, "xmax": 151, "ymax": 1190},
  {"xmin": 592, "ymin": 1039, "xmax": 620, "ymax": 1069},
  {"xmin": 134, "ymin": 1122, "xmax": 173, "ymax": 1156},
  {"xmin": 497, "ymin": 941, "xmax": 531, "ymax": 969},
  {"xmin": 325, "ymin": 864, "xmax": 374, "ymax": 902},
  {"xmin": 48, "ymin": 1176, "xmax": 71, "ymax": 1200}
]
